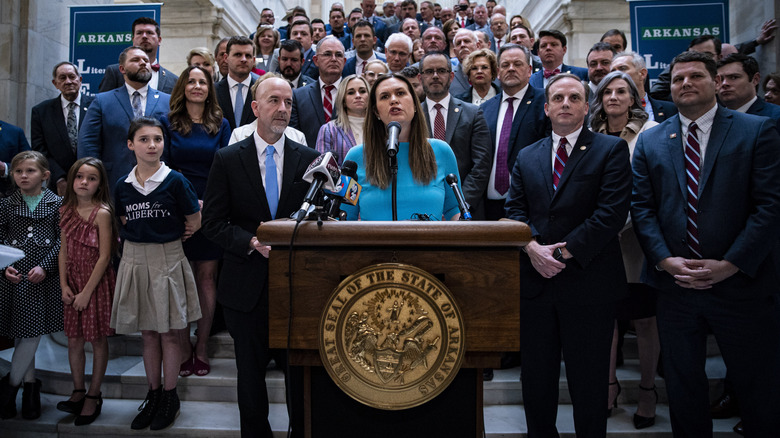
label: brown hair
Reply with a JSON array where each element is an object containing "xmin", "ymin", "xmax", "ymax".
[
  {"xmin": 167, "ymin": 66, "xmax": 223, "ymax": 136},
  {"xmin": 11, "ymin": 151, "xmax": 49, "ymax": 175}
]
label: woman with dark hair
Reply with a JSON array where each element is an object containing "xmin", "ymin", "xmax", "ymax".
[
  {"xmin": 443, "ymin": 19, "xmax": 460, "ymax": 59},
  {"xmin": 342, "ymin": 74, "xmax": 462, "ymax": 221},
  {"xmin": 591, "ymin": 70, "xmax": 660, "ymax": 430},
  {"xmin": 456, "ymin": 49, "xmax": 501, "ymax": 105},
  {"xmin": 253, "ymin": 24, "xmax": 279, "ymax": 74},
  {"xmin": 161, "ymin": 66, "xmax": 231, "ymax": 378},
  {"xmin": 315, "ymin": 74, "xmax": 370, "ymax": 164}
]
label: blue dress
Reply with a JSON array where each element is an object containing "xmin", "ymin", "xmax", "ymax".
[
  {"xmin": 161, "ymin": 116, "xmax": 231, "ymax": 260},
  {"xmin": 343, "ymin": 139, "xmax": 462, "ymax": 221}
]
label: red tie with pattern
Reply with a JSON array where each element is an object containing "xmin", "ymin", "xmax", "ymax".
[
  {"xmin": 553, "ymin": 137, "xmax": 568, "ymax": 190},
  {"xmin": 433, "ymin": 103, "xmax": 446, "ymax": 140},
  {"xmin": 543, "ymin": 68, "xmax": 561, "ymax": 79},
  {"xmin": 685, "ymin": 122, "xmax": 702, "ymax": 258},
  {"xmin": 323, "ymin": 85, "xmax": 335, "ymax": 123},
  {"xmin": 494, "ymin": 97, "xmax": 516, "ymax": 195}
]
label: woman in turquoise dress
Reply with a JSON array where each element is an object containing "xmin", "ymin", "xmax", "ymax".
[{"xmin": 343, "ymin": 74, "xmax": 462, "ymax": 221}]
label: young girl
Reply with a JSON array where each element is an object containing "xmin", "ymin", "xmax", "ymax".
[
  {"xmin": 111, "ymin": 117, "xmax": 201, "ymax": 431},
  {"xmin": 0, "ymin": 151, "xmax": 63, "ymax": 420},
  {"xmin": 56, "ymin": 158, "xmax": 118, "ymax": 425}
]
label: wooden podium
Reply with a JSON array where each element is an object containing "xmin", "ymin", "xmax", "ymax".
[{"xmin": 258, "ymin": 220, "xmax": 530, "ymax": 438}]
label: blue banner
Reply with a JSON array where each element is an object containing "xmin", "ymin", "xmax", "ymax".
[
  {"xmin": 69, "ymin": 4, "xmax": 162, "ymax": 96},
  {"xmin": 629, "ymin": 0, "xmax": 729, "ymax": 85}
]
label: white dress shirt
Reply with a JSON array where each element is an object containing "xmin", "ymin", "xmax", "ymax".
[
  {"xmin": 125, "ymin": 83, "xmax": 149, "ymax": 112},
  {"xmin": 550, "ymin": 126, "xmax": 582, "ymax": 174},
  {"xmin": 253, "ymin": 130, "xmax": 285, "ymax": 191},
  {"xmin": 679, "ymin": 103, "xmax": 717, "ymax": 163},
  {"xmin": 60, "ymin": 94, "xmax": 82, "ymax": 125},
  {"xmin": 425, "ymin": 94, "xmax": 451, "ymax": 135},
  {"xmin": 227, "ymin": 75, "xmax": 252, "ymax": 108}
]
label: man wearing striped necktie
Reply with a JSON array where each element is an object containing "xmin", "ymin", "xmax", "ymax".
[{"xmin": 632, "ymin": 50, "xmax": 780, "ymax": 438}]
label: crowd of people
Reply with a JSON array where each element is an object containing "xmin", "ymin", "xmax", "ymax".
[{"xmin": 0, "ymin": 1, "xmax": 779, "ymax": 437}]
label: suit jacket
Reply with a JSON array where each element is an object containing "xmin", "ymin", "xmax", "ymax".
[
  {"xmin": 449, "ymin": 65, "xmax": 471, "ymax": 98},
  {"xmin": 31, "ymin": 94, "xmax": 95, "ymax": 183},
  {"xmin": 267, "ymin": 47, "xmax": 319, "ymax": 81},
  {"xmin": 422, "ymin": 97, "xmax": 492, "ymax": 218},
  {"xmin": 98, "ymin": 63, "xmax": 178, "ymax": 94},
  {"xmin": 481, "ymin": 86, "xmax": 549, "ymax": 179},
  {"xmin": 0, "ymin": 120, "xmax": 31, "ymax": 195},
  {"xmin": 631, "ymin": 107, "xmax": 780, "ymax": 298},
  {"xmin": 647, "ymin": 96, "xmax": 677, "ymax": 123},
  {"xmin": 529, "ymin": 64, "xmax": 588, "ymax": 89},
  {"xmin": 342, "ymin": 53, "xmax": 387, "ymax": 77},
  {"xmin": 747, "ymin": 96, "xmax": 780, "ymax": 132},
  {"xmin": 291, "ymin": 81, "xmax": 338, "ymax": 148},
  {"xmin": 77, "ymin": 86, "xmax": 171, "ymax": 192},
  {"xmin": 201, "ymin": 135, "xmax": 319, "ymax": 311},
  {"xmin": 216, "ymin": 76, "xmax": 257, "ymax": 131},
  {"xmin": 506, "ymin": 129, "xmax": 631, "ymax": 304}
]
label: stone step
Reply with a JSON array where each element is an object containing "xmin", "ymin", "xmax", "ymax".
[
  {"xmin": 1, "ymin": 334, "xmax": 728, "ymax": 404},
  {"xmin": 0, "ymin": 393, "xmax": 742, "ymax": 438}
]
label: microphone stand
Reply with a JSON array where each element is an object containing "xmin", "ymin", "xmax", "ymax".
[{"xmin": 390, "ymin": 154, "xmax": 398, "ymax": 221}]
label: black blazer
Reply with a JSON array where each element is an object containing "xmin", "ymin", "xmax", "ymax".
[
  {"xmin": 291, "ymin": 81, "xmax": 338, "ymax": 149},
  {"xmin": 506, "ymin": 129, "xmax": 632, "ymax": 304},
  {"xmin": 201, "ymin": 135, "xmax": 319, "ymax": 311},
  {"xmin": 216, "ymin": 76, "xmax": 258, "ymax": 131},
  {"xmin": 647, "ymin": 95, "xmax": 677, "ymax": 123},
  {"xmin": 98, "ymin": 63, "xmax": 178, "ymax": 93},
  {"xmin": 31, "ymin": 94, "xmax": 95, "ymax": 182}
]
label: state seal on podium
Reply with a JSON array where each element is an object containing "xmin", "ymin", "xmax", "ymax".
[{"xmin": 319, "ymin": 263, "xmax": 466, "ymax": 410}]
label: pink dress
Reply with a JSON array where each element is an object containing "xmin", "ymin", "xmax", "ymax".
[{"xmin": 60, "ymin": 205, "xmax": 116, "ymax": 341}]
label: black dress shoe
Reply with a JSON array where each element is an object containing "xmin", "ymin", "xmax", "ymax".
[
  {"xmin": 21, "ymin": 379, "xmax": 41, "ymax": 420},
  {"xmin": 131, "ymin": 387, "xmax": 162, "ymax": 430},
  {"xmin": 56, "ymin": 389, "xmax": 86, "ymax": 414},
  {"xmin": 150, "ymin": 388, "xmax": 180, "ymax": 430},
  {"xmin": 0, "ymin": 373, "xmax": 20, "ymax": 419},
  {"xmin": 733, "ymin": 420, "xmax": 744, "ymax": 436},
  {"xmin": 75, "ymin": 393, "xmax": 102, "ymax": 426},
  {"xmin": 710, "ymin": 392, "xmax": 739, "ymax": 419}
]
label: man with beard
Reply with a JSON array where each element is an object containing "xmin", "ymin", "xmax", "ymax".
[
  {"xmin": 268, "ymin": 20, "xmax": 319, "ymax": 81},
  {"xmin": 343, "ymin": 21, "xmax": 385, "ymax": 77},
  {"xmin": 419, "ymin": 52, "xmax": 492, "ymax": 218},
  {"xmin": 31, "ymin": 61, "xmax": 95, "ymax": 195},
  {"xmin": 79, "ymin": 46, "xmax": 171, "ymax": 193},
  {"xmin": 99, "ymin": 17, "xmax": 177, "ymax": 93},
  {"xmin": 202, "ymin": 74, "xmax": 319, "ymax": 438},
  {"xmin": 585, "ymin": 42, "xmax": 615, "ymax": 109},
  {"xmin": 277, "ymin": 39, "xmax": 315, "ymax": 89}
]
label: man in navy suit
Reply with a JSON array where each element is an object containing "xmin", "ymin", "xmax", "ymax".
[
  {"xmin": 268, "ymin": 20, "xmax": 319, "ymax": 81},
  {"xmin": 360, "ymin": 0, "xmax": 388, "ymax": 42},
  {"xmin": 78, "ymin": 46, "xmax": 170, "ymax": 192},
  {"xmin": 98, "ymin": 17, "xmax": 177, "ymax": 93},
  {"xmin": 0, "ymin": 120, "xmax": 30, "ymax": 195},
  {"xmin": 506, "ymin": 73, "xmax": 631, "ymax": 438},
  {"xmin": 632, "ymin": 50, "xmax": 780, "ymax": 437},
  {"xmin": 342, "ymin": 21, "xmax": 385, "ymax": 77},
  {"xmin": 202, "ymin": 74, "xmax": 319, "ymax": 438},
  {"xmin": 31, "ymin": 61, "xmax": 94, "ymax": 195},
  {"xmin": 291, "ymin": 36, "xmax": 346, "ymax": 148},
  {"xmin": 216, "ymin": 36, "xmax": 257, "ymax": 131},
  {"xmin": 529, "ymin": 30, "xmax": 588, "ymax": 89},
  {"xmin": 450, "ymin": 29, "xmax": 479, "ymax": 97},
  {"xmin": 611, "ymin": 52, "xmax": 677, "ymax": 122},
  {"xmin": 718, "ymin": 53, "xmax": 780, "ymax": 131},
  {"xmin": 419, "ymin": 52, "xmax": 492, "ymax": 219},
  {"xmin": 481, "ymin": 44, "xmax": 548, "ymax": 220},
  {"xmin": 275, "ymin": 40, "xmax": 315, "ymax": 89}
]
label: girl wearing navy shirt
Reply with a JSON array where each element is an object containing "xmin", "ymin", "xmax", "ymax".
[{"xmin": 110, "ymin": 117, "xmax": 201, "ymax": 431}]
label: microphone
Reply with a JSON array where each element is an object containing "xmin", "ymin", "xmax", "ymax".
[
  {"xmin": 326, "ymin": 160, "xmax": 362, "ymax": 218},
  {"xmin": 446, "ymin": 173, "xmax": 472, "ymax": 221},
  {"xmin": 292, "ymin": 152, "xmax": 341, "ymax": 222},
  {"xmin": 386, "ymin": 121, "xmax": 401, "ymax": 157}
]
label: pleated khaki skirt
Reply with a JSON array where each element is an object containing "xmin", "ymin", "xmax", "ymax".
[{"xmin": 110, "ymin": 240, "xmax": 202, "ymax": 334}]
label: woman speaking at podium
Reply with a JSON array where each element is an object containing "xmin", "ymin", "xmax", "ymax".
[{"xmin": 342, "ymin": 74, "xmax": 462, "ymax": 221}]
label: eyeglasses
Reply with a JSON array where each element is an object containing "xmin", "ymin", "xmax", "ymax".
[
  {"xmin": 319, "ymin": 51, "xmax": 345, "ymax": 59},
  {"xmin": 422, "ymin": 68, "xmax": 450, "ymax": 76}
]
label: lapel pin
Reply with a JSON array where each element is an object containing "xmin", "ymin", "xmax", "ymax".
[
  {"xmin": 454, "ymin": 108, "xmax": 459, "ymax": 113},
  {"xmin": 580, "ymin": 145, "xmax": 586, "ymax": 150},
  {"xmin": 670, "ymin": 133, "xmax": 677, "ymax": 139},
  {"xmin": 154, "ymin": 94, "xmax": 159, "ymax": 99},
  {"xmin": 659, "ymin": 112, "xmax": 665, "ymax": 117},
  {"xmin": 526, "ymin": 100, "xmax": 531, "ymax": 104}
]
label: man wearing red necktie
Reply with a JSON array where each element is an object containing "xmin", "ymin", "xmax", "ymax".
[{"xmin": 528, "ymin": 30, "xmax": 588, "ymax": 90}]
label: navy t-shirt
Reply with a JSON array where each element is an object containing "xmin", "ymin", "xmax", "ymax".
[{"xmin": 114, "ymin": 171, "xmax": 200, "ymax": 243}]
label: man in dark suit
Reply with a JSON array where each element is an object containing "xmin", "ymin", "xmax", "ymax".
[
  {"xmin": 419, "ymin": 52, "xmax": 492, "ymax": 219},
  {"xmin": 611, "ymin": 52, "xmax": 677, "ymax": 122},
  {"xmin": 508, "ymin": 25, "xmax": 542, "ymax": 75},
  {"xmin": 31, "ymin": 61, "xmax": 94, "ymax": 195},
  {"xmin": 450, "ymin": 29, "xmax": 479, "ymax": 97},
  {"xmin": 98, "ymin": 17, "xmax": 177, "ymax": 93},
  {"xmin": 342, "ymin": 21, "xmax": 386, "ymax": 77},
  {"xmin": 488, "ymin": 13, "xmax": 508, "ymax": 53},
  {"xmin": 202, "ymin": 74, "xmax": 319, "ymax": 438},
  {"xmin": 506, "ymin": 73, "xmax": 632, "ymax": 438},
  {"xmin": 216, "ymin": 36, "xmax": 257, "ymax": 131},
  {"xmin": 632, "ymin": 50, "xmax": 780, "ymax": 438},
  {"xmin": 718, "ymin": 53, "xmax": 780, "ymax": 131},
  {"xmin": 418, "ymin": 1, "xmax": 442, "ymax": 31},
  {"xmin": 291, "ymin": 36, "xmax": 346, "ymax": 148},
  {"xmin": 481, "ymin": 44, "xmax": 548, "ymax": 220},
  {"xmin": 268, "ymin": 20, "xmax": 319, "ymax": 81},
  {"xmin": 275, "ymin": 40, "xmax": 315, "ymax": 89},
  {"xmin": 78, "ymin": 46, "xmax": 170, "ymax": 192},
  {"xmin": 0, "ymin": 119, "xmax": 31, "ymax": 195},
  {"xmin": 529, "ymin": 30, "xmax": 588, "ymax": 89},
  {"xmin": 360, "ymin": 0, "xmax": 388, "ymax": 42}
]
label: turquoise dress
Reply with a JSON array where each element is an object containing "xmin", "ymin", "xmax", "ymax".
[{"xmin": 343, "ymin": 139, "xmax": 462, "ymax": 221}]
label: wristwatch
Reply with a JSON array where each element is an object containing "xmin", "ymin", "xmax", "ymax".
[{"xmin": 553, "ymin": 247, "xmax": 565, "ymax": 262}]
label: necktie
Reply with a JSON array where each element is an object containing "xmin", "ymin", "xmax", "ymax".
[
  {"xmin": 234, "ymin": 83, "xmax": 245, "ymax": 127},
  {"xmin": 323, "ymin": 84, "xmax": 335, "ymax": 123},
  {"xmin": 433, "ymin": 103, "xmax": 446, "ymax": 141},
  {"xmin": 641, "ymin": 98, "xmax": 647, "ymax": 108},
  {"xmin": 132, "ymin": 91, "xmax": 143, "ymax": 119},
  {"xmin": 265, "ymin": 145, "xmax": 279, "ymax": 218},
  {"xmin": 685, "ymin": 122, "xmax": 702, "ymax": 258},
  {"xmin": 543, "ymin": 68, "xmax": 561, "ymax": 79},
  {"xmin": 66, "ymin": 102, "xmax": 78, "ymax": 152},
  {"xmin": 151, "ymin": 63, "xmax": 160, "ymax": 72},
  {"xmin": 461, "ymin": 17, "xmax": 466, "ymax": 27},
  {"xmin": 361, "ymin": 60, "xmax": 367, "ymax": 76},
  {"xmin": 553, "ymin": 137, "xmax": 569, "ymax": 190},
  {"xmin": 494, "ymin": 97, "xmax": 516, "ymax": 195},
  {"xmin": 496, "ymin": 40, "xmax": 501, "ymax": 51}
]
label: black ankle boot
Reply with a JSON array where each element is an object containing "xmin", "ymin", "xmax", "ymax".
[
  {"xmin": 150, "ymin": 387, "xmax": 180, "ymax": 430},
  {"xmin": 131, "ymin": 386, "xmax": 162, "ymax": 430},
  {"xmin": 22, "ymin": 379, "xmax": 42, "ymax": 420},
  {"xmin": 0, "ymin": 374, "xmax": 20, "ymax": 419}
]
